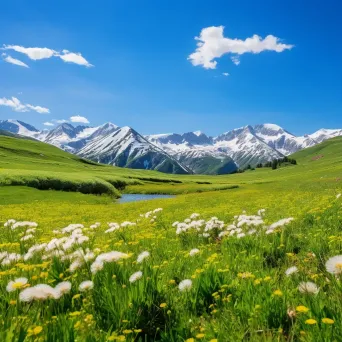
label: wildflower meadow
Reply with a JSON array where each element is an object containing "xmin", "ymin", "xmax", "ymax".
[{"xmin": 1, "ymin": 136, "xmax": 342, "ymax": 341}]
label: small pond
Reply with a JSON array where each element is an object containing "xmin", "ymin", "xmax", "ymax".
[{"xmin": 118, "ymin": 194, "xmax": 175, "ymax": 203}]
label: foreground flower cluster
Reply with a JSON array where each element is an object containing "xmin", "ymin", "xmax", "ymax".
[{"xmin": 0, "ymin": 201, "xmax": 342, "ymax": 341}]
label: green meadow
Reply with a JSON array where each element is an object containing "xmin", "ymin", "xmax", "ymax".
[{"xmin": 0, "ymin": 134, "xmax": 342, "ymax": 341}]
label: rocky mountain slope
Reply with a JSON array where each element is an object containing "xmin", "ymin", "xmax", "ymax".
[{"xmin": 1, "ymin": 119, "xmax": 341, "ymax": 174}]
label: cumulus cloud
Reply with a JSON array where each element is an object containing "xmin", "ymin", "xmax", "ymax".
[
  {"xmin": 222, "ymin": 72, "xmax": 230, "ymax": 76},
  {"xmin": 0, "ymin": 96, "xmax": 50, "ymax": 114},
  {"xmin": 43, "ymin": 122, "xmax": 54, "ymax": 126},
  {"xmin": 2, "ymin": 45, "xmax": 92, "ymax": 67},
  {"xmin": 2, "ymin": 54, "xmax": 29, "ymax": 68},
  {"xmin": 188, "ymin": 26, "xmax": 293, "ymax": 69},
  {"xmin": 70, "ymin": 115, "xmax": 89, "ymax": 124}
]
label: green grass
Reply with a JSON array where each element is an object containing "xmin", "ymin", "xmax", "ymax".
[{"xmin": 0, "ymin": 135, "xmax": 342, "ymax": 341}]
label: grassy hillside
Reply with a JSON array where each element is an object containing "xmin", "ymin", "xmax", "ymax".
[
  {"xmin": 0, "ymin": 135, "xmax": 342, "ymax": 341},
  {"xmin": 0, "ymin": 135, "xmax": 238, "ymax": 197}
]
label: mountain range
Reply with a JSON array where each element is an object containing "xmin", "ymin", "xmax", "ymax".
[{"xmin": 1, "ymin": 119, "xmax": 342, "ymax": 175}]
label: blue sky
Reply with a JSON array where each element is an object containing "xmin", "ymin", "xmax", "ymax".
[{"xmin": 1, "ymin": 0, "xmax": 341, "ymax": 136}]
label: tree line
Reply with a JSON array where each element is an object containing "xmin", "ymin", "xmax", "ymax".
[{"xmin": 234, "ymin": 156, "xmax": 297, "ymax": 173}]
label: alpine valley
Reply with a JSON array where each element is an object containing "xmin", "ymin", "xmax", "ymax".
[{"xmin": 1, "ymin": 119, "xmax": 342, "ymax": 175}]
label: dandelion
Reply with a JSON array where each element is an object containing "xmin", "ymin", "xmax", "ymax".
[
  {"xmin": 160, "ymin": 303, "xmax": 167, "ymax": 308},
  {"xmin": 79, "ymin": 281, "xmax": 94, "ymax": 292},
  {"xmin": 285, "ymin": 266, "xmax": 298, "ymax": 276},
  {"xmin": 296, "ymin": 305, "xmax": 309, "ymax": 313},
  {"xmin": 189, "ymin": 248, "xmax": 200, "ymax": 257},
  {"xmin": 20, "ymin": 284, "xmax": 57, "ymax": 302},
  {"xmin": 90, "ymin": 260, "xmax": 104, "ymax": 274},
  {"xmin": 70, "ymin": 260, "xmax": 84, "ymax": 273},
  {"xmin": 179, "ymin": 279, "xmax": 192, "ymax": 292},
  {"xmin": 27, "ymin": 326, "xmax": 43, "ymax": 336},
  {"xmin": 129, "ymin": 271, "xmax": 143, "ymax": 283},
  {"xmin": 55, "ymin": 281, "xmax": 72, "ymax": 296},
  {"xmin": 298, "ymin": 282, "xmax": 319, "ymax": 295},
  {"xmin": 322, "ymin": 318, "xmax": 334, "ymax": 324},
  {"xmin": 137, "ymin": 251, "xmax": 150, "ymax": 263},
  {"xmin": 6, "ymin": 277, "xmax": 28, "ymax": 292},
  {"xmin": 273, "ymin": 290, "xmax": 283, "ymax": 297},
  {"xmin": 325, "ymin": 255, "xmax": 342, "ymax": 275},
  {"xmin": 196, "ymin": 334, "xmax": 205, "ymax": 339},
  {"xmin": 305, "ymin": 319, "xmax": 317, "ymax": 325}
]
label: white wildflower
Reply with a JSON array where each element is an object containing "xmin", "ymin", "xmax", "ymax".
[
  {"xmin": 55, "ymin": 281, "xmax": 72, "ymax": 296},
  {"xmin": 137, "ymin": 251, "xmax": 150, "ymax": 263},
  {"xmin": 6, "ymin": 277, "xmax": 28, "ymax": 292},
  {"xmin": 298, "ymin": 281, "xmax": 319, "ymax": 295},
  {"xmin": 79, "ymin": 280, "xmax": 94, "ymax": 292},
  {"xmin": 90, "ymin": 260, "xmax": 104, "ymax": 274},
  {"xmin": 285, "ymin": 266, "xmax": 298, "ymax": 276},
  {"xmin": 129, "ymin": 271, "xmax": 143, "ymax": 283},
  {"xmin": 325, "ymin": 255, "xmax": 342, "ymax": 275},
  {"xmin": 179, "ymin": 279, "xmax": 192, "ymax": 292},
  {"xmin": 20, "ymin": 234, "xmax": 34, "ymax": 242},
  {"xmin": 189, "ymin": 248, "xmax": 200, "ymax": 257}
]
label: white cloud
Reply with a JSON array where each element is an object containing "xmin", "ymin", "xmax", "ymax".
[
  {"xmin": 2, "ymin": 45, "xmax": 93, "ymax": 67},
  {"xmin": 53, "ymin": 119, "xmax": 68, "ymax": 124},
  {"xmin": 3, "ymin": 45, "xmax": 56, "ymax": 60},
  {"xmin": 231, "ymin": 56, "xmax": 240, "ymax": 66},
  {"xmin": 43, "ymin": 122, "xmax": 54, "ymax": 126},
  {"xmin": 2, "ymin": 54, "xmax": 29, "ymax": 68},
  {"xmin": 59, "ymin": 50, "xmax": 93, "ymax": 67},
  {"xmin": 188, "ymin": 26, "xmax": 294, "ymax": 69},
  {"xmin": 0, "ymin": 96, "xmax": 50, "ymax": 114},
  {"xmin": 222, "ymin": 72, "xmax": 230, "ymax": 76},
  {"xmin": 70, "ymin": 115, "xmax": 89, "ymax": 124},
  {"xmin": 26, "ymin": 104, "xmax": 50, "ymax": 114}
]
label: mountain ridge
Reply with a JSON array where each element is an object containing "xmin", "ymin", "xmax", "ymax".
[{"xmin": 1, "ymin": 119, "xmax": 341, "ymax": 174}]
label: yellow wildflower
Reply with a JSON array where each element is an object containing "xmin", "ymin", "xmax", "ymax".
[
  {"xmin": 160, "ymin": 303, "xmax": 167, "ymax": 308},
  {"xmin": 296, "ymin": 306, "xmax": 309, "ymax": 313},
  {"xmin": 305, "ymin": 319, "xmax": 317, "ymax": 325},
  {"xmin": 196, "ymin": 333, "xmax": 205, "ymax": 339},
  {"xmin": 322, "ymin": 318, "xmax": 334, "ymax": 324},
  {"xmin": 273, "ymin": 290, "xmax": 283, "ymax": 297}
]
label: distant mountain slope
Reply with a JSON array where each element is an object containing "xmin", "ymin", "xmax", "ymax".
[
  {"xmin": 78, "ymin": 126, "xmax": 191, "ymax": 174},
  {"xmin": 1, "ymin": 119, "xmax": 342, "ymax": 174},
  {"xmin": 0, "ymin": 119, "xmax": 39, "ymax": 136}
]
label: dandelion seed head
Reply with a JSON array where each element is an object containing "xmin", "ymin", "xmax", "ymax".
[
  {"xmin": 137, "ymin": 251, "xmax": 150, "ymax": 263},
  {"xmin": 79, "ymin": 280, "xmax": 94, "ymax": 292},
  {"xmin": 189, "ymin": 248, "xmax": 200, "ymax": 257},
  {"xmin": 285, "ymin": 266, "xmax": 298, "ymax": 276},
  {"xmin": 325, "ymin": 255, "xmax": 342, "ymax": 275},
  {"xmin": 129, "ymin": 271, "xmax": 143, "ymax": 283},
  {"xmin": 298, "ymin": 281, "xmax": 319, "ymax": 295},
  {"xmin": 179, "ymin": 279, "xmax": 192, "ymax": 292}
]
